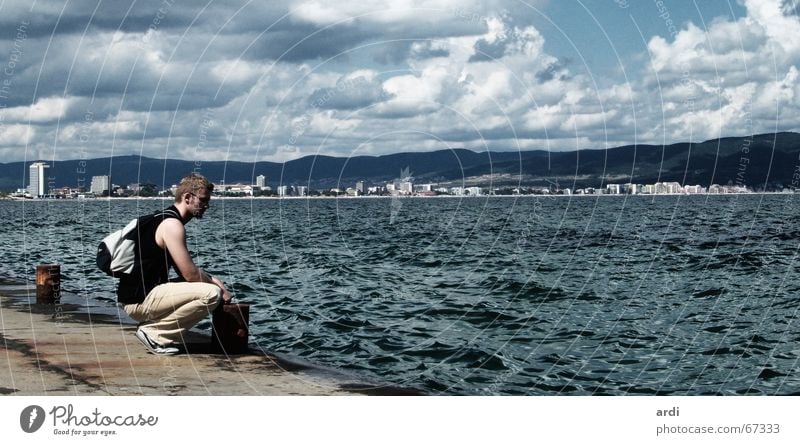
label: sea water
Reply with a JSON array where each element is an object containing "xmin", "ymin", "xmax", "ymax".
[{"xmin": 1, "ymin": 194, "xmax": 799, "ymax": 395}]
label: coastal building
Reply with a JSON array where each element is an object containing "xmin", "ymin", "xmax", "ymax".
[
  {"xmin": 606, "ymin": 184, "xmax": 621, "ymax": 195},
  {"xmin": 683, "ymin": 185, "xmax": 705, "ymax": 194},
  {"xmin": 52, "ymin": 187, "xmax": 84, "ymax": 198},
  {"xmin": 356, "ymin": 181, "xmax": 366, "ymax": 195},
  {"xmin": 623, "ymin": 183, "xmax": 641, "ymax": 194},
  {"xmin": 665, "ymin": 182, "xmax": 682, "ymax": 194},
  {"xmin": 398, "ymin": 180, "xmax": 413, "ymax": 195},
  {"xmin": 226, "ymin": 184, "xmax": 254, "ymax": 195},
  {"xmin": 466, "ymin": 186, "xmax": 482, "ymax": 196},
  {"xmin": 91, "ymin": 175, "xmax": 112, "ymax": 196},
  {"xmin": 277, "ymin": 185, "xmax": 289, "ymax": 197},
  {"xmin": 27, "ymin": 162, "xmax": 50, "ymax": 198},
  {"xmin": 649, "ymin": 182, "xmax": 681, "ymax": 194},
  {"xmin": 295, "ymin": 186, "xmax": 307, "ymax": 197},
  {"xmin": 256, "ymin": 175, "xmax": 266, "ymax": 188}
]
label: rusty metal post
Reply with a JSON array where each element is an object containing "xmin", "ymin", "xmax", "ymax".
[
  {"xmin": 36, "ymin": 264, "xmax": 60, "ymax": 304},
  {"xmin": 211, "ymin": 303, "xmax": 250, "ymax": 354}
]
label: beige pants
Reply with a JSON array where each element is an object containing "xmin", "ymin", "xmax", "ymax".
[{"xmin": 124, "ymin": 282, "xmax": 222, "ymax": 346}]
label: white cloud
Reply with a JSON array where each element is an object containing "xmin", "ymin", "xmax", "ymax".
[
  {"xmin": 289, "ymin": 0, "xmax": 534, "ymax": 26},
  {"xmin": 0, "ymin": 96, "xmax": 73, "ymax": 123},
  {"xmin": 638, "ymin": 0, "xmax": 799, "ymax": 142},
  {"xmin": 745, "ymin": 0, "xmax": 800, "ymax": 58},
  {"xmin": 0, "ymin": 123, "xmax": 35, "ymax": 146}
]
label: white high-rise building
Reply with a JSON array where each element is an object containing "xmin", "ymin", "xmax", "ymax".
[
  {"xmin": 91, "ymin": 175, "xmax": 111, "ymax": 196},
  {"xmin": 28, "ymin": 162, "xmax": 50, "ymax": 198},
  {"xmin": 399, "ymin": 181, "xmax": 413, "ymax": 194},
  {"xmin": 256, "ymin": 175, "xmax": 266, "ymax": 187},
  {"xmin": 665, "ymin": 182, "xmax": 682, "ymax": 194},
  {"xmin": 623, "ymin": 183, "xmax": 641, "ymax": 194}
]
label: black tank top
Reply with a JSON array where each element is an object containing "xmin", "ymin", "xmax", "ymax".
[{"xmin": 116, "ymin": 205, "xmax": 183, "ymax": 304}]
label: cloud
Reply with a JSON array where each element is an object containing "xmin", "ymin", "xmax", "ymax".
[
  {"xmin": 640, "ymin": 0, "xmax": 800, "ymax": 142},
  {"xmin": 0, "ymin": 123, "xmax": 35, "ymax": 146},
  {"xmin": 535, "ymin": 58, "xmax": 571, "ymax": 83},
  {"xmin": 0, "ymin": 5, "xmax": 608, "ymax": 162},
  {"xmin": 308, "ymin": 72, "xmax": 389, "ymax": 110},
  {"xmin": 1, "ymin": 30, "xmax": 266, "ymax": 114},
  {"xmin": 410, "ymin": 41, "xmax": 450, "ymax": 60},
  {"xmin": 0, "ymin": 96, "xmax": 73, "ymax": 123},
  {"xmin": 0, "ymin": 0, "xmax": 797, "ymax": 167}
]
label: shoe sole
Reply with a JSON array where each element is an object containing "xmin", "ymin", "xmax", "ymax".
[{"xmin": 135, "ymin": 329, "xmax": 180, "ymax": 356}]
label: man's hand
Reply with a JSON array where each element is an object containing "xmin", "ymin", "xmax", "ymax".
[{"xmin": 210, "ymin": 275, "xmax": 233, "ymax": 304}]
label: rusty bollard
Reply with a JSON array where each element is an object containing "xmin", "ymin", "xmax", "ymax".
[
  {"xmin": 36, "ymin": 264, "xmax": 60, "ymax": 304},
  {"xmin": 211, "ymin": 303, "xmax": 250, "ymax": 354}
]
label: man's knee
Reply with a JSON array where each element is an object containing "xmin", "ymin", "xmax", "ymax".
[{"xmin": 199, "ymin": 283, "xmax": 222, "ymax": 308}]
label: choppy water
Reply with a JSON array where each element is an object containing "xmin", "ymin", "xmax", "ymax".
[{"xmin": 2, "ymin": 194, "xmax": 800, "ymax": 395}]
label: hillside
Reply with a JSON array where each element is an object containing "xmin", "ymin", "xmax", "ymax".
[{"xmin": 1, "ymin": 132, "xmax": 798, "ymax": 191}]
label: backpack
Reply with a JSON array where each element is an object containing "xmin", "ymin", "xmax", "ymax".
[{"xmin": 96, "ymin": 208, "xmax": 180, "ymax": 277}]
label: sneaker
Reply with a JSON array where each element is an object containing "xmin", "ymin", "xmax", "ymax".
[{"xmin": 135, "ymin": 328, "xmax": 180, "ymax": 356}]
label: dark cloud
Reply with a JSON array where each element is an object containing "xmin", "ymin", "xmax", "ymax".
[
  {"xmin": 0, "ymin": 0, "xmax": 286, "ymax": 39},
  {"xmin": 535, "ymin": 58, "xmax": 571, "ymax": 83},
  {"xmin": 242, "ymin": 18, "xmax": 474, "ymax": 64},
  {"xmin": 371, "ymin": 40, "xmax": 414, "ymax": 65},
  {"xmin": 0, "ymin": 0, "xmax": 195, "ymax": 39},
  {"xmin": 781, "ymin": 0, "xmax": 799, "ymax": 16},
  {"xmin": 410, "ymin": 41, "xmax": 450, "ymax": 60},
  {"xmin": 468, "ymin": 36, "xmax": 507, "ymax": 62},
  {"xmin": 243, "ymin": 25, "xmax": 374, "ymax": 62},
  {"xmin": 308, "ymin": 76, "xmax": 389, "ymax": 110}
]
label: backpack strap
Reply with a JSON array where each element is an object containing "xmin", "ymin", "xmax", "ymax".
[{"xmin": 155, "ymin": 207, "xmax": 182, "ymax": 222}]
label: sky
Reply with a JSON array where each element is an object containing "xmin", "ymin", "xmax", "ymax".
[{"xmin": 0, "ymin": 0, "xmax": 797, "ymax": 163}]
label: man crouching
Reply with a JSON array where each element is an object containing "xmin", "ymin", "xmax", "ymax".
[{"xmin": 119, "ymin": 173, "xmax": 232, "ymax": 355}]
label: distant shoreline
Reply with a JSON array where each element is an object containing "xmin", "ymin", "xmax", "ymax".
[{"xmin": 1, "ymin": 191, "xmax": 797, "ymax": 202}]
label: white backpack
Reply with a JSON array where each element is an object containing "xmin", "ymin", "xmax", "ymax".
[{"xmin": 96, "ymin": 208, "xmax": 180, "ymax": 277}]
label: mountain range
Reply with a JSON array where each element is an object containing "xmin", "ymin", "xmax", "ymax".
[{"xmin": 2, "ymin": 132, "xmax": 799, "ymax": 191}]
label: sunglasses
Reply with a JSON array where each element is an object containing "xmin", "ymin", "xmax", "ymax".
[{"xmin": 191, "ymin": 193, "xmax": 211, "ymax": 204}]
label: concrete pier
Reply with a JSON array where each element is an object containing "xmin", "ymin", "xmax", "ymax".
[{"xmin": 0, "ymin": 280, "xmax": 415, "ymax": 396}]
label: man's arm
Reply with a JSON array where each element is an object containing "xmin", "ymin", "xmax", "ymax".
[{"xmin": 157, "ymin": 218, "xmax": 232, "ymax": 302}]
